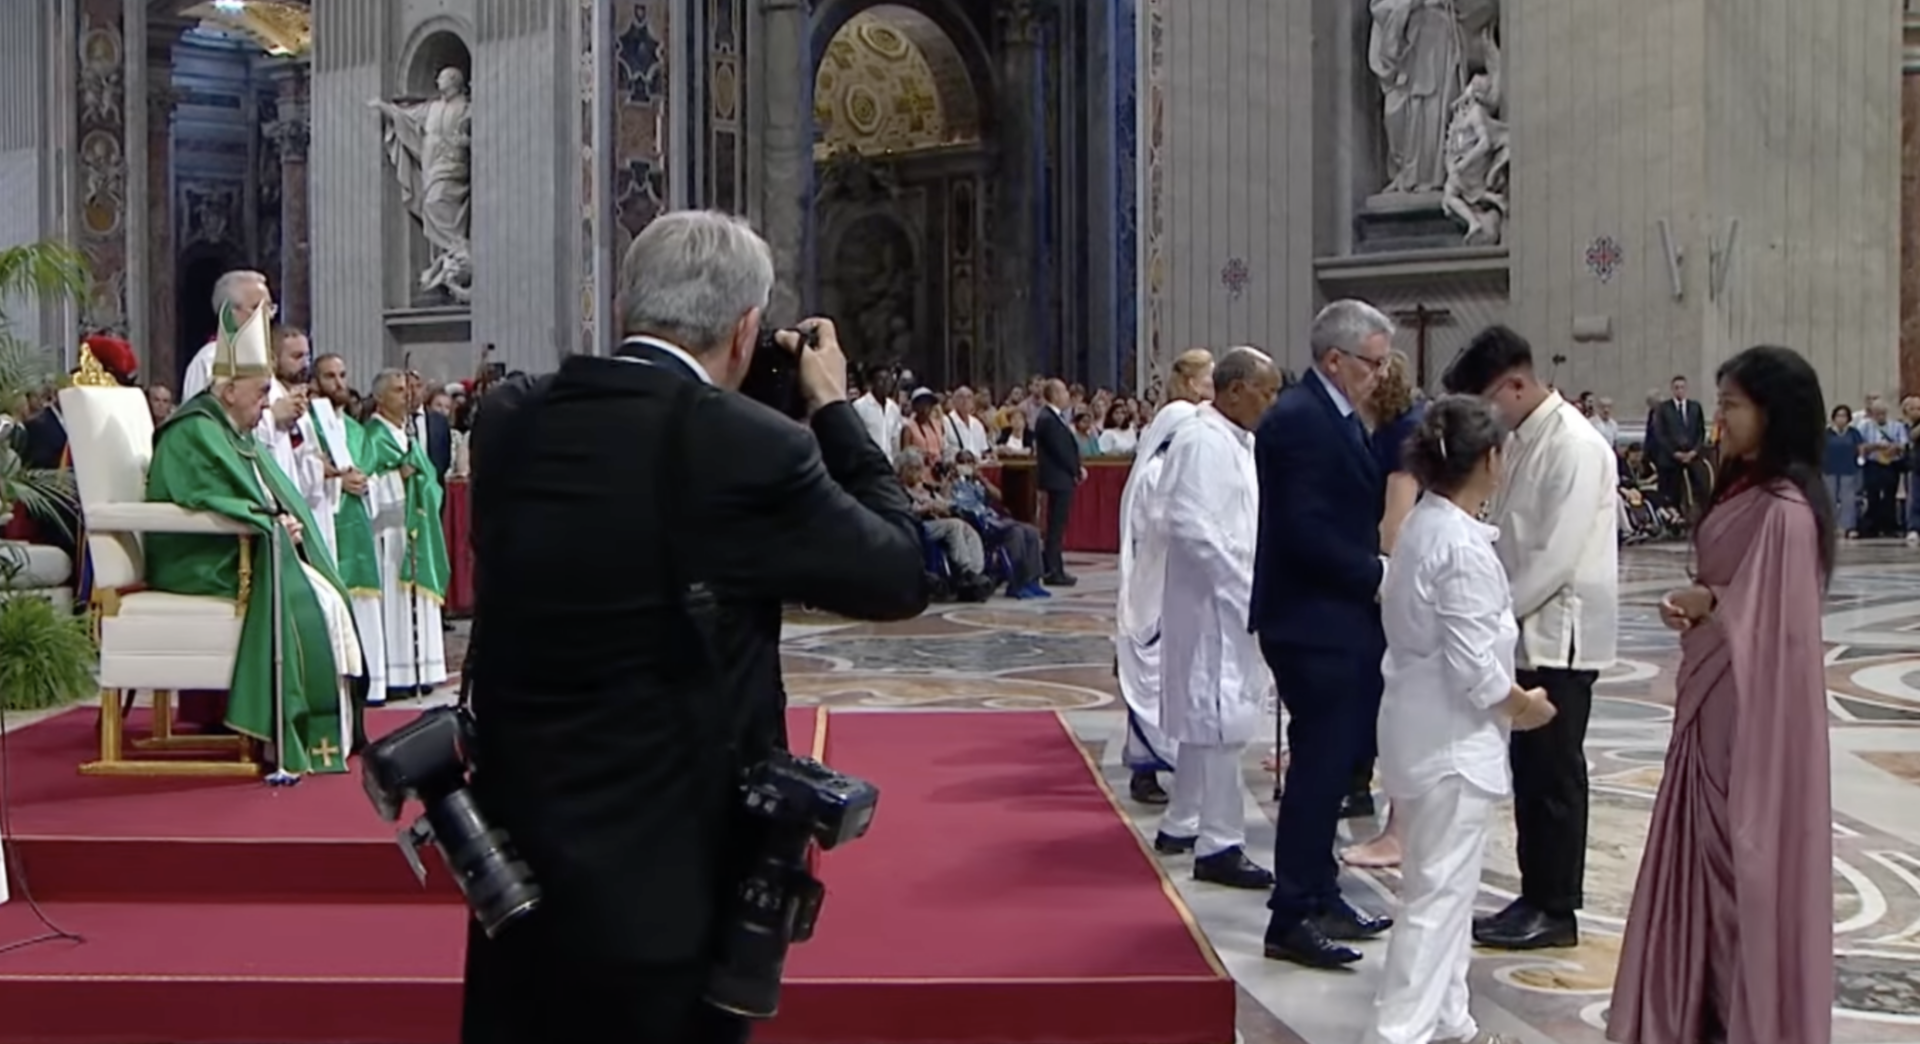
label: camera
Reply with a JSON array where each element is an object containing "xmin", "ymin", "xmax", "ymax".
[
  {"xmin": 740, "ymin": 325, "xmax": 820, "ymax": 419},
  {"xmin": 360, "ymin": 707, "xmax": 543, "ymax": 938},
  {"xmin": 705, "ymin": 750, "xmax": 880, "ymax": 1020}
]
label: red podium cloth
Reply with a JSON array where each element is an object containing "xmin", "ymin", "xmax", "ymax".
[
  {"xmin": 978, "ymin": 459, "xmax": 1129, "ymax": 554},
  {"xmin": 443, "ymin": 479, "xmax": 474, "ymax": 617},
  {"xmin": 4, "ymin": 502, "xmax": 40, "ymax": 542}
]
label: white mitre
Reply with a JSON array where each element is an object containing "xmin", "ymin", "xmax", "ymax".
[{"xmin": 211, "ymin": 300, "xmax": 272, "ymax": 380}]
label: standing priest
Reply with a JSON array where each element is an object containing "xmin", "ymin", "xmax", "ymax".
[
  {"xmin": 144, "ymin": 301, "xmax": 364, "ymax": 778},
  {"xmin": 360, "ymin": 368, "xmax": 451, "ymax": 701}
]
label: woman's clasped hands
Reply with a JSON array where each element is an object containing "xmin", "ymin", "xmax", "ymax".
[{"xmin": 1659, "ymin": 583, "xmax": 1716, "ymax": 633}]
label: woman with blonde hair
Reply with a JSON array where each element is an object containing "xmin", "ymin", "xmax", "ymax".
[{"xmin": 1116, "ymin": 347, "xmax": 1215, "ymax": 803}]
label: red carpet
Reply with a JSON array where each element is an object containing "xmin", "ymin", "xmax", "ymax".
[{"xmin": 0, "ymin": 707, "xmax": 1232, "ymax": 1044}]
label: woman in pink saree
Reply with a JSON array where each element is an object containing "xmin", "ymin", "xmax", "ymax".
[{"xmin": 1609, "ymin": 345, "xmax": 1835, "ymax": 1044}]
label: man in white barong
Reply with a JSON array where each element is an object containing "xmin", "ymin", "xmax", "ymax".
[
  {"xmin": 1155, "ymin": 347, "xmax": 1282, "ymax": 888},
  {"xmin": 364, "ymin": 369, "xmax": 451, "ymax": 698},
  {"xmin": 1114, "ymin": 352, "xmax": 1214, "ymax": 805}
]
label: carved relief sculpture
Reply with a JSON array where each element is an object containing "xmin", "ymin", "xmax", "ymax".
[
  {"xmin": 1441, "ymin": 33, "xmax": 1508, "ymax": 245},
  {"xmin": 1369, "ymin": 0, "xmax": 1465, "ymax": 196},
  {"xmin": 369, "ymin": 67, "xmax": 474, "ymax": 305}
]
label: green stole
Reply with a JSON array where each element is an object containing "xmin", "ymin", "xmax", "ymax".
[
  {"xmin": 144, "ymin": 392, "xmax": 354, "ymax": 775},
  {"xmin": 360, "ymin": 415, "xmax": 451, "ymax": 601},
  {"xmin": 329, "ymin": 416, "xmax": 382, "ymax": 596}
]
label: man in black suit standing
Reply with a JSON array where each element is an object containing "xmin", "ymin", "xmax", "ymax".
[
  {"xmin": 407, "ymin": 372, "xmax": 456, "ymax": 483},
  {"xmin": 1249, "ymin": 300, "xmax": 1397, "ymax": 969},
  {"xmin": 1648, "ymin": 375, "xmax": 1708, "ymax": 519},
  {"xmin": 1032, "ymin": 378, "xmax": 1084, "ymax": 587},
  {"xmin": 461, "ymin": 210, "xmax": 929, "ymax": 1044}
]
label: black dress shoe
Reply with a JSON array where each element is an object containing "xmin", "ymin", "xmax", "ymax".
[
  {"xmin": 1473, "ymin": 897, "xmax": 1529, "ymax": 935},
  {"xmin": 1193, "ymin": 847, "xmax": 1275, "ymax": 889},
  {"xmin": 1338, "ymin": 792, "xmax": 1376, "ymax": 819},
  {"xmin": 1263, "ymin": 920, "xmax": 1362, "ymax": 969},
  {"xmin": 1473, "ymin": 906, "xmax": 1578, "ymax": 950},
  {"xmin": 1312, "ymin": 901, "xmax": 1393, "ymax": 941},
  {"xmin": 1043, "ymin": 573, "xmax": 1078, "ymax": 587},
  {"xmin": 1153, "ymin": 831, "xmax": 1196, "ymax": 854},
  {"xmin": 1130, "ymin": 770, "xmax": 1170, "ymax": 805}
]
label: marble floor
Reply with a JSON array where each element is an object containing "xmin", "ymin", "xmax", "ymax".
[{"xmin": 778, "ymin": 543, "xmax": 1920, "ymax": 1044}]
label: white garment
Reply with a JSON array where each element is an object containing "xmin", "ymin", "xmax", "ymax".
[
  {"xmin": 1098, "ymin": 426, "xmax": 1139, "ymax": 455},
  {"xmin": 297, "ymin": 558, "xmax": 364, "ymax": 759},
  {"xmin": 1158, "ymin": 405, "xmax": 1268, "ymax": 746},
  {"xmin": 181, "ymin": 340, "xmax": 217, "ymax": 401},
  {"xmin": 367, "ymin": 415, "xmax": 449, "ymax": 691},
  {"xmin": 297, "ymin": 397, "xmax": 354, "ymax": 561},
  {"xmin": 1378, "ymin": 496, "xmax": 1517, "ymax": 800},
  {"xmin": 1114, "ymin": 398, "xmax": 1201, "ymax": 770},
  {"xmin": 1483, "ymin": 392, "xmax": 1618, "ymax": 670},
  {"xmin": 852, "ymin": 394, "xmax": 903, "ymax": 464},
  {"xmin": 1364, "ymin": 775, "xmax": 1494, "ymax": 1044},
  {"xmin": 1161, "ymin": 742, "xmax": 1246, "ymax": 858},
  {"xmin": 1591, "ymin": 414, "xmax": 1620, "ymax": 449},
  {"xmin": 942, "ymin": 412, "xmax": 991, "ymax": 460}
]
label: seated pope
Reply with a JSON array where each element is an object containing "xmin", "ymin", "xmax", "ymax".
[{"xmin": 141, "ymin": 302, "xmax": 364, "ymax": 778}]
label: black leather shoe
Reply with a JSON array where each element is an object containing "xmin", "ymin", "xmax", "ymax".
[
  {"xmin": 1312, "ymin": 900, "xmax": 1392, "ymax": 941},
  {"xmin": 1263, "ymin": 920, "xmax": 1362, "ymax": 969},
  {"xmin": 1193, "ymin": 847, "xmax": 1275, "ymax": 889},
  {"xmin": 1473, "ymin": 906, "xmax": 1578, "ymax": 950},
  {"xmin": 1130, "ymin": 770, "xmax": 1170, "ymax": 805},
  {"xmin": 1043, "ymin": 573, "xmax": 1078, "ymax": 587},
  {"xmin": 1338, "ymin": 792, "xmax": 1376, "ymax": 819},
  {"xmin": 1153, "ymin": 831, "xmax": 1196, "ymax": 854},
  {"xmin": 1473, "ymin": 897, "xmax": 1529, "ymax": 936}
]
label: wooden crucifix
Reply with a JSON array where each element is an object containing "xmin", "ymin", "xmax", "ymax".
[{"xmin": 1391, "ymin": 304, "xmax": 1454, "ymax": 390}]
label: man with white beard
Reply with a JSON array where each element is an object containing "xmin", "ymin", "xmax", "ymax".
[
  {"xmin": 1115, "ymin": 349, "xmax": 1214, "ymax": 805},
  {"xmin": 1154, "ymin": 347, "xmax": 1283, "ymax": 888}
]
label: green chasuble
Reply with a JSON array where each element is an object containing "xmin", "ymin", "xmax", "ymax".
[
  {"xmin": 360, "ymin": 416, "xmax": 451, "ymax": 601},
  {"xmin": 330, "ymin": 416, "xmax": 382, "ymax": 596},
  {"xmin": 144, "ymin": 392, "xmax": 355, "ymax": 775}
]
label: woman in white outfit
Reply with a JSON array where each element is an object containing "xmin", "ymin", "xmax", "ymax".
[{"xmin": 1368, "ymin": 396, "xmax": 1555, "ymax": 1044}]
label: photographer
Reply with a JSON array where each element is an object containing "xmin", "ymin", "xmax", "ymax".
[{"xmin": 459, "ymin": 211, "xmax": 929, "ymax": 1043}]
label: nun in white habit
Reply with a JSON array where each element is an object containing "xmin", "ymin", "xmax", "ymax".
[
  {"xmin": 1114, "ymin": 348, "xmax": 1214, "ymax": 805},
  {"xmin": 1154, "ymin": 348, "xmax": 1281, "ymax": 888}
]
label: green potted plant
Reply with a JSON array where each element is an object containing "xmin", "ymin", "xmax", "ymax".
[{"xmin": 0, "ymin": 238, "xmax": 96, "ymax": 713}]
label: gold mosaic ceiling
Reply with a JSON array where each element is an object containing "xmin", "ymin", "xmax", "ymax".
[
  {"xmin": 179, "ymin": 0, "xmax": 312, "ymax": 57},
  {"xmin": 813, "ymin": 8, "xmax": 979, "ymax": 160}
]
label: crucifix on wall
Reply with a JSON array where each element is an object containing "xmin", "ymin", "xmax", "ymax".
[{"xmin": 1391, "ymin": 304, "xmax": 1454, "ymax": 390}]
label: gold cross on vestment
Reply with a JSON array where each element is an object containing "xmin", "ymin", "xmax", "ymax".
[{"xmin": 310, "ymin": 737, "xmax": 341, "ymax": 768}]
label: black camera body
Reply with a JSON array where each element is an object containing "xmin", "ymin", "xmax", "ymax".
[
  {"xmin": 360, "ymin": 707, "xmax": 543, "ymax": 938},
  {"xmin": 740, "ymin": 326, "xmax": 820, "ymax": 420},
  {"xmin": 706, "ymin": 750, "xmax": 880, "ymax": 1020}
]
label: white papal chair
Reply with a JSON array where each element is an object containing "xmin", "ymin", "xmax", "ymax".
[{"xmin": 60, "ymin": 349, "xmax": 258, "ymax": 777}]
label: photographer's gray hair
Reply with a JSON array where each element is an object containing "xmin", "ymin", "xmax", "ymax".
[{"xmin": 619, "ymin": 210, "xmax": 776, "ymax": 355}]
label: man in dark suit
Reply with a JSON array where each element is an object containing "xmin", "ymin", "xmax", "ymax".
[
  {"xmin": 1249, "ymin": 300, "xmax": 1397, "ymax": 969},
  {"xmin": 1032, "ymin": 377, "xmax": 1084, "ymax": 586},
  {"xmin": 461, "ymin": 211, "xmax": 929, "ymax": 1044},
  {"xmin": 406, "ymin": 372, "xmax": 456, "ymax": 482},
  {"xmin": 1648, "ymin": 375, "xmax": 1708, "ymax": 520}
]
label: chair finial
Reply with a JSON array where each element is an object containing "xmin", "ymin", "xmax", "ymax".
[{"xmin": 73, "ymin": 343, "xmax": 118, "ymax": 388}]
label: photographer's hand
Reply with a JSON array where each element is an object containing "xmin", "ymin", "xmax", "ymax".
[{"xmin": 791, "ymin": 317, "xmax": 849, "ymax": 416}]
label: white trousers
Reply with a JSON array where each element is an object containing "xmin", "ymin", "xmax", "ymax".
[
  {"xmin": 1365, "ymin": 775, "xmax": 1495, "ymax": 1044},
  {"xmin": 1160, "ymin": 742, "xmax": 1246, "ymax": 858}
]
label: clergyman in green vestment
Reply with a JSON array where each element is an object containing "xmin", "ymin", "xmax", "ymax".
[{"xmin": 143, "ymin": 302, "xmax": 365, "ymax": 777}]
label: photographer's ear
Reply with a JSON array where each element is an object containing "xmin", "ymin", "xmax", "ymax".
[{"xmin": 725, "ymin": 306, "xmax": 764, "ymax": 389}]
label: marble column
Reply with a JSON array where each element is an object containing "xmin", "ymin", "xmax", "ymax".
[
  {"xmin": 143, "ymin": 27, "xmax": 183, "ymax": 387},
  {"xmin": 1902, "ymin": 5, "xmax": 1920, "ymax": 393},
  {"xmin": 759, "ymin": 0, "xmax": 807, "ymax": 323},
  {"xmin": 269, "ymin": 65, "xmax": 313, "ymax": 330},
  {"xmin": 993, "ymin": 0, "xmax": 1048, "ymax": 380}
]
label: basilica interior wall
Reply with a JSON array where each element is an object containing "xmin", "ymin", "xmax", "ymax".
[
  {"xmin": 1701, "ymin": 0, "xmax": 1902, "ymax": 405},
  {"xmin": 0, "ymin": 0, "xmax": 56, "ymax": 346},
  {"xmin": 1147, "ymin": 0, "xmax": 1316, "ymax": 381},
  {"xmin": 309, "ymin": 0, "xmax": 388, "ymax": 387}
]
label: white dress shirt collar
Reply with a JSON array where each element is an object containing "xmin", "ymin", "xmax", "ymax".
[
  {"xmin": 1310, "ymin": 368, "xmax": 1356, "ymax": 418},
  {"xmin": 1515, "ymin": 389, "xmax": 1567, "ymax": 443},
  {"xmin": 616, "ymin": 335, "xmax": 713, "ymax": 385}
]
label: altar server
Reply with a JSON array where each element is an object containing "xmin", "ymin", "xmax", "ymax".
[
  {"xmin": 1155, "ymin": 347, "xmax": 1281, "ymax": 888},
  {"xmin": 362, "ymin": 368, "xmax": 452, "ymax": 698},
  {"xmin": 1367, "ymin": 395, "xmax": 1554, "ymax": 1044},
  {"xmin": 312, "ymin": 354, "xmax": 384, "ymax": 715},
  {"xmin": 1115, "ymin": 347, "xmax": 1213, "ymax": 804}
]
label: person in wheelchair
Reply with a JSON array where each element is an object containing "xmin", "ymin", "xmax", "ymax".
[
  {"xmin": 948, "ymin": 449, "xmax": 1048, "ymax": 598},
  {"xmin": 1618, "ymin": 441, "xmax": 1682, "ymax": 542},
  {"xmin": 896, "ymin": 449, "xmax": 996, "ymax": 602}
]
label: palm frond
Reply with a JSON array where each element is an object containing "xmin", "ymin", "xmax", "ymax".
[
  {"xmin": 0, "ymin": 336, "xmax": 64, "ymax": 417},
  {"xmin": 0, "ymin": 460, "xmax": 76, "ymax": 541},
  {"xmin": 0, "ymin": 592, "xmax": 98, "ymax": 710},
  {"xmin": 0, "ymin": 241, "xmax": 89, "ymax": 335}
]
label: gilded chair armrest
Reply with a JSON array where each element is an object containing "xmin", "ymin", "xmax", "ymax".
[{"xmin": 85, "ymin": 503, "xmax": 255, "ymax": 535}]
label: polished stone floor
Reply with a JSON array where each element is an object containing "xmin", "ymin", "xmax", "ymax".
[{"xmin": 779, "ymin": 543, "xmax": 1920, "ymax": 1044}]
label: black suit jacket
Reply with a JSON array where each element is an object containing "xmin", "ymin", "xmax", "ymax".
[
  {"xmin": 1248, "ymin": 374, "xmax": 1386, "ymax": 651},
  {"xmin": 423, "ymin": 409, "xmax": 453, "ymax": 482},
  {"xmin": 1650, "ymin": 399, "xmax": 1705, "ymax": 467},
  {"xmin": 1033, "ymin": 407, "xmax": 1082, "ymax": 492},
  {"xmin": 465, "ymin": 349, "xmax": 927, "ymax": 966}
]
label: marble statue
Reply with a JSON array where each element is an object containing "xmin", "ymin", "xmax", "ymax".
[
  {"xmin": 1369, "ymin": 0, "xmax": 1465, "ymax": 195},
  {"xmin": 1442, "ymin": 34, "xmax": 1509, "ymax": 245},
  {"xmin": 369, "ymin": 67, "xmax": 474, "ymax": 304}
]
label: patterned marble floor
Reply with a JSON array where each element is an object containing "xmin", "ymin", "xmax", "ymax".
[{"xmin": 780, "ymin": 544, "xmax": 1920, "ymax": 1044}]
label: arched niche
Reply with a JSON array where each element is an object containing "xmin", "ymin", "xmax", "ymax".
[
  {"xmin": 820, "ymin": 209, "xmax": 924, "ymax": 371},
  {"xmin": 400, "ymin": 24, "xmax": 473, "ymax": 97},
  {"xmin": 810, "ymin": 0, "xmax": 996, "ymax": 141}
]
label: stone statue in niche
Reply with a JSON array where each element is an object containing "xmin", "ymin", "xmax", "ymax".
[
  {"xmin": 1441, "ymin": 35, "xmax": 1509, "ymax": 245},
  {"xmin": 1368, "ymin": 0, "xmax": 1464, "ymax": 196},
  {"xmin": 369, "ymin": 67, "xmax": 474, "ymax": 305}
]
